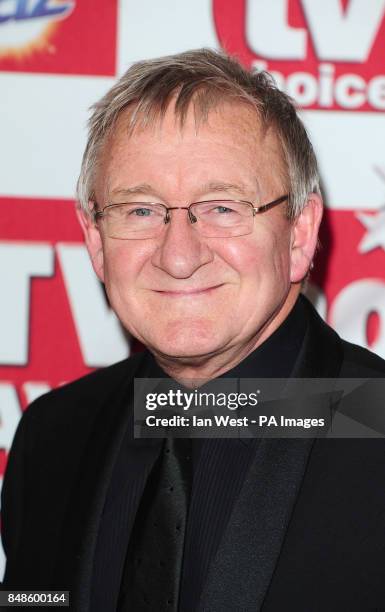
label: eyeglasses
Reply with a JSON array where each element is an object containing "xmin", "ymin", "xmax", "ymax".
[{"xmin": 93, "ymin": 194, "xmax": 288, "ymax": 239}]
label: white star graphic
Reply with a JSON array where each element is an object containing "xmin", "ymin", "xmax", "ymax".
[{"xmin": 356, "ymin": 208, "xmax": 385, "ymax": 254}]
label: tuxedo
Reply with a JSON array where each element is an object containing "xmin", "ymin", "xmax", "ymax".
[{"xmin": 2, "ymin": 297, "xmax": 385, "ymax": 611}]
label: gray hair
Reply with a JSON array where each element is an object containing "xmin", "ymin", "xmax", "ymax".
[{"xmin": 77, "ymin": 48, "xmax": 321, "ymax": 218}]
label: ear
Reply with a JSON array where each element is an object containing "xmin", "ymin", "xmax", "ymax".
[
  {"xmin": 289, "ymin": 193, "xmax": 323, "ymax": 283},
  {"xmin": 76, "ymin": 203, "xmax": 105, "ymax": 283}
]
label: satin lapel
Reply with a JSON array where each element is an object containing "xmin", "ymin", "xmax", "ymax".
[
  {"xmin": 51, "ymin": 353, "xmax": 160, "ymax": 612},
  {"xmin": 200, "ymin": 300, "xmax": 344, "ymax": 611},
  {"xmin": 198, "ymin": 437, "xmax": 315, "ymax": 611}
]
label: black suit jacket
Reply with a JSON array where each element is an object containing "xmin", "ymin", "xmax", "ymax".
[{"xmin": 2, "ymin": 300, "xmax": 385, "ymax": 611}]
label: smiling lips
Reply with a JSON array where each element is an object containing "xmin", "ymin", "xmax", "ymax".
[{"xmin": 154, "ymin": 283, "xmax": 224, "ymax": 296}]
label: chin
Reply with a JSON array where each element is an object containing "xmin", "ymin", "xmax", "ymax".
[{"xmin": 145, "ymin": 318, "xmax": 226, "ymax": 359}]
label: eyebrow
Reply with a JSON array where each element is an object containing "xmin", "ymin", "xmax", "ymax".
[
  {"xmin": 198, "ymin": 181, "xmax": 250, "ymax": 198},
  {"xmin": 110, "ymin": 184, "xmax": 157, "ymax": 199},
  {"xmin": 110, "ymin": 181, "xmax": 251, "ymax": 201}
]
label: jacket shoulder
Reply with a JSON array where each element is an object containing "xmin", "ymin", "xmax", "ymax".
[
  {"xmin": 301, "ymin": 295, "xmax": 385, "ymax": 377},
  {"xmin": 340, "ymin": 339, "xmax": 385, "ymax": 377},
  {"xmin": 23, "ymin": 351, "xmax": 146, "ymax": 428}
]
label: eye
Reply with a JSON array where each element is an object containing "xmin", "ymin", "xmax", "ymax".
[
  {"xmin": 215, "ymin": 205, "xmax": 235, "ymax": 214},
  {"xmin": 131, "ymin": 207, "xmax": 153, "ymax": 216}
]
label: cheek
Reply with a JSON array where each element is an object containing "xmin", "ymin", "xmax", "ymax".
[
  {"xmin": 101, "ymin": 241, "xmax": 151, "ymax": 294},
  {"xmin": 215, "ymin": 226, "xmax": 291, "ymax": 285}
]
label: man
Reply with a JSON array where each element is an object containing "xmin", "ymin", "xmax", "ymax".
[{"xmin": 2, "ymin": 49, "xmax": 385, "ymax": 611}]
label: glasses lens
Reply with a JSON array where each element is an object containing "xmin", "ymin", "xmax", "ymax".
[
  {"xmin": 104, "ymin": 203, "xmax": 165, "ymax": 239},
  {"xmin": 191, "ymin": 201, "xmax": 254, "ymax": 237}
]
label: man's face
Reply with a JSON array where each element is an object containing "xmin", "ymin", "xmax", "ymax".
[{"xmin": 85, "ymin": 102, "xmax": 319, "ymax": 362}]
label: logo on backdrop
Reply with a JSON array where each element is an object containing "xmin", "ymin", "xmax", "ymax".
[
  {"xmin": 0, "ymin": 0, "xmax": 74, "ymax": 58},
  {"xmin": 1, "ymin": 197, "xmax": 384, "ymax": 421},
  {"xmin": 213, "ymin": 0, "xmax": 385, "ymax": 111},
  {"xmin": 0, "ymin": 197, "xmax": 129, "ymax": 463},
  {"xmin": 356, "ymin": 168, "xmax": 385, "ymax": 253},
  {"xmin": 0, "ymin": 0, "xmax": 117, "ymax": 75}
]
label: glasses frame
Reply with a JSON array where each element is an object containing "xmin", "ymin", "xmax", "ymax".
[{"xmin": 92, "ymin": 194, "xmax": 289, "ymax": 238}]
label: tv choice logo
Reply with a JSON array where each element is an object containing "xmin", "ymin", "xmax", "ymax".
[
  {"xmin": 0, "ymin": 199, "xmax": 385, "ymax": 476},
  {"xmin": 253, "ymin": 60, "xmax": 385, "ymax": 111},
  {"xmin": 1, "ymin": 199, "xmax": 385, "ymax": 390},
  {"xmin": 213, "ymin": 0, "xmax": 385, "ymax": 111}
]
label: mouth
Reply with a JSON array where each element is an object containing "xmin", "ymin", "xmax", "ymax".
[{"xmin": 153, "ymin": 283, "xmax": 225, "ymax": 296}]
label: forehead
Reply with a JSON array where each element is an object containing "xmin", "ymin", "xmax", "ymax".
[{"xmin": 96, "ymin": 101, "xmax": 286, "ymax": 199}]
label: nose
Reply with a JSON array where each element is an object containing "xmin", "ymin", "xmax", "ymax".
[{"xmin": 151, "ymin": 209, "xmax": 214, "ymax": 278}]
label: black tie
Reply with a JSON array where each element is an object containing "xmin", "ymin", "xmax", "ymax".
[{"xmin": 118, "ymin": 436, "xmax": 192, "ymax": 611}]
